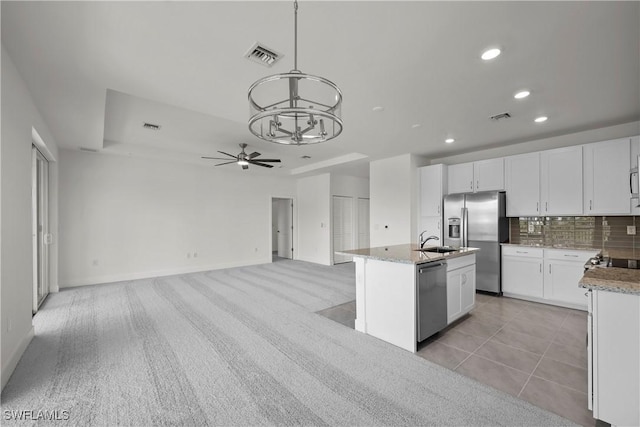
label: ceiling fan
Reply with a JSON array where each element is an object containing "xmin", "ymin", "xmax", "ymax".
[{"xmin": 201, "ymin": 143, "xmax": 281, "ymax": 170}]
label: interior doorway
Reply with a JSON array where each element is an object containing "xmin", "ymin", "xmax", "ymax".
[
  {"xmin": 272, "ymin": 198, "xmax": 293, "ymax": 260},
  {"xmin": 32, "ymin": 146, "xmax": 50, "ymax": 313},
  {"xmin": 332, "ymin": 195, "xmax": 355, "ymax": 264}
]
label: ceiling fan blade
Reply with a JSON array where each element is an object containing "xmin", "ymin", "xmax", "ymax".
[
  {"xmin": 247, "ymin": 151, "xmax": 261, "ymax": 159},
  {"xmin": 249, "ymin": 161, "xmax": 274, "ymax": 168},
  {"xmin": 217, "ymin": 151, "xmax": 237, "ymax": 158},
  {"xmin": 250, "ymin": 158, "xmax": 281, "ymax": 163},
  {"xmin": 242, "ymin": 165, "xmax": 249, "ymax": 170},
  {"xmin": 214, "ymin": 161, "xmax": 237, "ymax": 166},
  {"xmin": 202, "ymin": 156, "xmax": 235, "ymax": 160}
]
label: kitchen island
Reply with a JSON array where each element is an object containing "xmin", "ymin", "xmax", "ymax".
[
  {"xmin": 580, "ymin": 265, "xmax": 640, "ymax": 427},
  {"xmin": 339, "ymin": 244, "xmax": 479, "ymax": 352}
]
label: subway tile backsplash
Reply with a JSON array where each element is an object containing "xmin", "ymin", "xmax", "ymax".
[{"xmin": 509, "ymin": 216, "xmax": 638, "ymax": 254}]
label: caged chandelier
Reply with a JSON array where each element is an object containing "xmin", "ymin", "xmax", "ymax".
[{"xmin": 248, "ymin": 0, "xmax": 343, "ymax": 145}]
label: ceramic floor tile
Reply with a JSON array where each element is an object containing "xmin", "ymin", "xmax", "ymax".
[
  {"xmin": 553, "ymin": 327, "xmax": 587, "ymax": 349},
  {"xmin": 479, "ymin": 300, "xmax": 525, "ymax": 318},
  {"xmin": 515, "ymin": 308, "xmax": 567, "ymax": 331},
  {"xmin": 455, "ymin": 354, "xmax": 530, "ymax": 397},
  {"xmin": 504, "ymin": 317, "xmax": 558, "ymax": 340},
  {"xmin": 452, "ymin": 317, "xmax": 503, "ymax": 339},
  {"xmin": 467, "ymin": 308, "xmax": 513, "ymax": 326},
  {"xmin": 491, "ymin": 327, "xmax": 551, "ymax": 355},
  {"xmin": 416, "ymin": 341, "xmax": 471, "ymax": 370},
  {"xmin": 476, "ymin": 339, "xmax": 542, "ymax": 374},
  {"xmin": 519, "ymin": 376, "xmax": 596, "ymax": 426},
  {"xmin": 436, "ymin": 329, "xmax": 488, "ymax": 353},
  {"xmin": 544, "ymin": 340, "xmax": 588, "ymax": 370},
  {"xmin": 533, "ymin": 357, "xmax": 588, "ymax": 394}
]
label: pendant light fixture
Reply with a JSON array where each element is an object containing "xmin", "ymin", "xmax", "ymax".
[{"xmin": 248, "ymin": 0, "xmax": 343, "ymax": 145}]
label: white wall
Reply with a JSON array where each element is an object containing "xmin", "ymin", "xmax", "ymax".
[
  {"xmin": 370, "ymin": 154, "xmax": 427, "ymax": 247},
  {"xmin": 58, "ymin": 150, "xmax": 296, "ymax": 286},
  {"xmin": 296, "ymin": 174, "xmax": 331, "ymax": 265},
  {"xmin": 431, "ymin": 121, "xmax": 640, "ymax": 165},
  {"xmin": 1, "ymin": 46, "xmax": 60, "ymax": 389},
  {"xmin": 331, "ymin": 175, "xmax": 370, "ymax": 199}
]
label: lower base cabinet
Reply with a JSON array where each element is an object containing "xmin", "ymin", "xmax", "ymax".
[
  {"xmin": 447, "ymin": 255, "xmax": 476, "ymax": 324},
  {"xmin": 502, "ymin": 246, "xmax": 598, "ymax": 309}
]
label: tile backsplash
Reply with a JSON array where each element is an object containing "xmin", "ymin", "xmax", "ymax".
[{"xmin": 509, "ymin": 216, "xmax": 639, "ymax": 254}]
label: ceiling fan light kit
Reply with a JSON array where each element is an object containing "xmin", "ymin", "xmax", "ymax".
[
  {"xmin": 248, "ymin": 0, "xmax": 343, "ymax": 145},
  {"xmin": 202, "ymin": 143, "xmax": 281, "ymax": 170}
]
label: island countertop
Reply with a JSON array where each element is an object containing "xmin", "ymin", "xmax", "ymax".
[
  {"xmin": 579, "ymin": 267, "xmax": 640, "ymax": 295},
  {"xmin": 339, "ymin": 244, "xmax": 479, "ymax": 265}
]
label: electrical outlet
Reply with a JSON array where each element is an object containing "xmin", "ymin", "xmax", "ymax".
[
  {"xmin": 528, "ymin": 223, "xmax": 535, "ymax": 233},
  {"xmin": 628, "ymin": 226, "xmax": 636, "ymax": 235}
]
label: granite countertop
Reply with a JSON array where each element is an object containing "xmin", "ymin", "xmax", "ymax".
[
  {"xmin": 580, "ymin": 268, "xmax": 640, "ymax": 296},
  {"xmin": 339, "ymin": 244, "xmax": 479, "ymax": 265}
]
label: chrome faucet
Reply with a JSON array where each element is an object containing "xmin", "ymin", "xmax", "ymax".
[{"xmin": 419, "ymin": 231, "xmax": 440, "ymax": 248}]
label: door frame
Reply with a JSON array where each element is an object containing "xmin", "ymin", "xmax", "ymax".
[
  {"xmin": 269, "ymin": 195, "xmax": 297, "ymax": 261},
  {"xmin": 32, "ymin": 145, "xmax": 50, "ymax": 313}
]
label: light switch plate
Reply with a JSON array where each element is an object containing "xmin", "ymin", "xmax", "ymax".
[{"xmin": 628, "ymin": 225, "xmax": 637, "ymax": 235}]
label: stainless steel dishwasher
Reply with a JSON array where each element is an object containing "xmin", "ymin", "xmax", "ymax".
[{"xmin": 416, "ymin": 261, "xmax": 448, "ymax": 342}]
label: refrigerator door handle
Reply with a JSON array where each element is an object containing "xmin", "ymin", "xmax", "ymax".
[{"xmin": 461, "ymin": 207, "xmax": 468, "ymax": 247}]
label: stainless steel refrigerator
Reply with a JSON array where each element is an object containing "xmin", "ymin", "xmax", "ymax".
[{"xmin": 443, "ymin": 191, "xmax": 508, "ymax": 294}]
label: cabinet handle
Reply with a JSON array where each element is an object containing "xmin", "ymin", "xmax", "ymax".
[
  {"xmin": 545, "ymin": 202, "xmax": 548, "ymax": 212},
  {"xmin": 536, "ymin": 202, "xmax": 539, "ymax": 213},
  {"xmin": 516, "ymin": 251, "xmax": 528, "ymax": 254},
  {"xmin": 437, "ymin": 205, "xmax": 440, "ymax": 214},
  {"xmin": 589, "ymin": 200, "xmax": 592, "ymax": 211},
  {"xmin": 564, "ymin": 254, "xmax": 579, "ymax": 258},
  {"xmin": 477, "ymin": 180, "xmax": 479, "ymax": 190},
  {"xmin": 462, "ymin": 274, "xmax": 467, "ymax": 285},
  {"xmin": 549, "ymin": 264, "xmax": 551, "ymax": 274},
  {"xmin": 470, "ymin": 181, "xmax": 473, "ymax": 190},
  {"xmin": 540, "ymin": 263, "xmax": 542, "ymax": 273}
]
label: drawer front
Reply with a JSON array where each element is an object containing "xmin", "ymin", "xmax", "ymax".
[
  {"xmin": 545, "ymin": 248, "xmax": 599, "ymax": 261},
  {"xmin": 502, "ymin": 245, "xmax": 544, "ymax": 258}
]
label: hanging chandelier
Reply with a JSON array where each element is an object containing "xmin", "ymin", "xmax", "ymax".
[{"xmin": 248, "ymin": 0, "xmax": 343, "ymax": 145}]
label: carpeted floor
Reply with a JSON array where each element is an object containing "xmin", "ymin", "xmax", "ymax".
[{"xmin": 1, "ymin": 260, "xmax": 577, "ymax": 426}]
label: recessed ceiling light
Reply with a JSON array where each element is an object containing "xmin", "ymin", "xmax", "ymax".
[
  {"xmin": 372, "ymin": 106, "xmax": 385, "ymax": 112},
  {"xmin": 411, "ymin": 124, "xmax": 421, "ymax": 129},
  {"xmin": 481, "ymin": 48, "xmax": 501, "ymax": 60},
  {"xmin": 445, "ymin": 138, "xmax": 455, "ymax": 144},
  {"xmin": 534, "ymin": 116, "xmax": 548, "ymax": 123},
  {"xmin": 514, "ymin": 90, "xmax": 530, "ymax": 99}
]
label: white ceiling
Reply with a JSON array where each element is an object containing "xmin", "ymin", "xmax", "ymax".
[{"xmin": 2, "ymin": 1, "xmax": 639, "ymax": 177}]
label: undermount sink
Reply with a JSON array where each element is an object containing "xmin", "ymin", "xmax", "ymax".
[{"xmin": 415, "ymin": 246, "xmax": 458, "ymax": 254}]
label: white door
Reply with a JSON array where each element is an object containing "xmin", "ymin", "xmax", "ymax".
[
  {"xmin": 32, "ymin": 146, "xmax": 50, "ymax": 313},
  {"xmin": 333, "ymin": 196, "xmax": 354, "ymax": 264},
  {"xmin": 358, "ymin": 198, "xmax": 370, "ymax": 249},
  {"xmin": 276, "ymin": 199, "xmax": 293, "ymax": 259}
]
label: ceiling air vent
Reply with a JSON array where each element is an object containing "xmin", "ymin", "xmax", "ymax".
[
  {"xmin": 79, "ymin": 147, "xmax": 98, "ymax": 153},
  {"xmin": 143, "ymin": 122, "xmax": 161, "ymax": 130},
  {"xmin": 489, "ymin": 112, "xmax": 512, "ymax": 121},
  {"xmin": 245, "ymin": 42, "xmax": 282, "ymax": 67}
]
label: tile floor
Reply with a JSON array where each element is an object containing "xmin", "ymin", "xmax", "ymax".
[{"xmin": 317, "ymin": 294, "xmax": 603, "ymax": 427}]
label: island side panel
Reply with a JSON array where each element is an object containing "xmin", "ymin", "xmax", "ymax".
[
  {"xmin": 358, "ymin": 258, "xmax": 417, "ymax": 353},
  {"xmin": 354, "ymin": 257, "xmax": 367, "ymax": 332}
]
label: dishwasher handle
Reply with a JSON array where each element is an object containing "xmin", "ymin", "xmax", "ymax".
[{"xmin": 418, "ymin": 262, "xmax": 446, "ymax": 273}]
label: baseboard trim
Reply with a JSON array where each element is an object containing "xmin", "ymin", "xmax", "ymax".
[
  {"xmin": 1, "ymin": 326, "xmax": 35, "ymax": 391},
  {"xmin": 59, "ymin": 258, "xmax": 273, "ymax": 288}
]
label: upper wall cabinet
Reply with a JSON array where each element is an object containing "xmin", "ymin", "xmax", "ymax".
[
  {"xmin": 584, "ymin": 137, "xmax": 632, "ymax": 215},
  {"xmin": 540, "ymin": 146, "xmax": 584, "ymax": 215},
  {"xmin": 447, "ymin": 158, "xmax": 504, "ymax": 194},
  {"xmin": 505, "ymin": 152, "xmax": 541, "ymax": 216}
]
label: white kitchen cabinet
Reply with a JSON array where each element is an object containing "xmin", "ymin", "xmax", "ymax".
[
  {"xmin": 419, "ymin": 216, "xmax": 442, "ymax": 243},
  {"xmin": 502, "ymin": 246, "xmax": 544, "ymax": 298},
  {"xmin": 474, "ymin": 158, "xmax": 505, "ymax": 192},
  {"xmin": 631, "ymin": 135, "xmax": 640, "ymax": 215},
  {"xmin": 540, "ymin": 146, "xmax": 583, "ymax": 215},
  {"xmin": 446, "ymin": 254, "xmax": 476, "ymax": 324},
  {"xmin": 589, "ymin": 290, "xmax": 640, "ymax": 426},
  {"xmin": 502, "ymin": 246, "xmax": 596, "ymax": 309},
  {"xmin": 544, "ymin": 249, "xmax": 598, "ymax": 307},
  {"xmin": 447, "ymin": 159, "xmax": 504, "ymax": 194},
  {"xmin": 505, "ymin": 152, "xmax": 541, "ymax": 216},
  {"xmin": 419, "ymin": 164, "xmax": 447, "ymax": 217},
  {"xmin": 447, "ymin": 163, "xmax": 474, "ymax": 194},
  {"xmin": 583, "ymin": 137, "xmax": 632, "ymax": 215}
]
